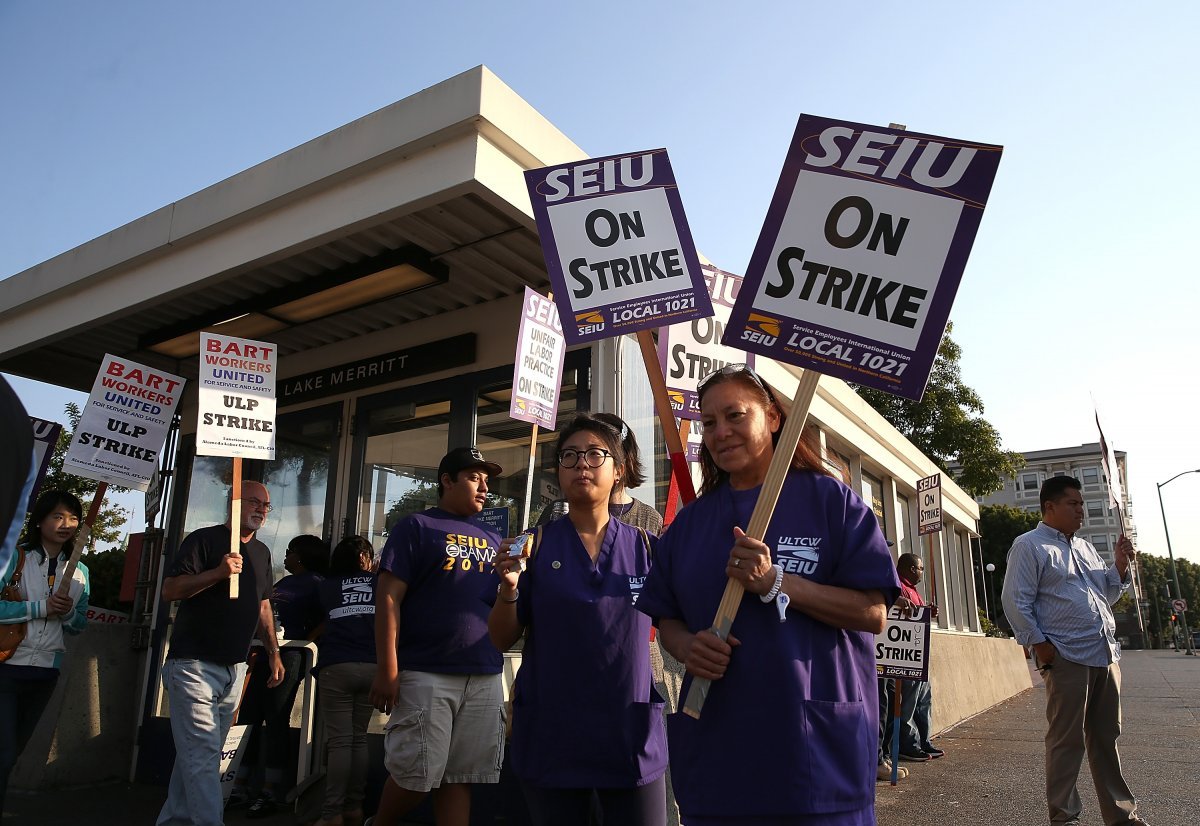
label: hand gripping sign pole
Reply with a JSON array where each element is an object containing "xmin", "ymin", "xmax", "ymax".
[{"xmin": 682, "ymin": 368, "xmax": 820, "ymax": 717}]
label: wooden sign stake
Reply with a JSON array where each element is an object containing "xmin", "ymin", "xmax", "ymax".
[
  {"xmin": 56, "ymin": 482, "xmax": 107, "ymax": 597},
  {"xmin": 522, "ymin": 423, "xmax": 540, "ymax": 531},
  {"xmin": 635, "ymin": 330, "xmax": 696, "ymax": 505},
  {"xmin": 682, "ymin": 368, "xmax": 820, "ymax": 718},
  {"xmin": 229, "ymin": 457, "xmax": 243, "ymax": 599}
]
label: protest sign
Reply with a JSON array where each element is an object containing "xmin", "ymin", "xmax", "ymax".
[
  {"xmin": 875, "ymin": 604, "xmax": 932, "ymax": 681},
  {"xmin": 917, "ymin": 473, "xmax": 942, "ymax": 535},
  {"xmin": 525, "ymin": 148, "xmax": 713, "ymax": 346},
  {"xmin": 198, "ymin": 333, "xmax": 277, "ymax": 460},
  {"xmin": 477, "ymin": 506, "xmax": 511, "ymax": 539},
  {"xmin": 63, "ymin": 355, "xmax": 185, "ymax": 490},
  {"xmin": 510, "ymin": 287, "xmax": 567, "ymax": 430},
  {"xmin": 658, "ymin": 265, "xmax": 753, "ymax": 420},
  {"xmin": 28, "ymin": 417, "xmax": 62, "ymax": 512},
  {"xmin": 723, "ymin": 115, "xmax": 1002, "ymax": 400}
]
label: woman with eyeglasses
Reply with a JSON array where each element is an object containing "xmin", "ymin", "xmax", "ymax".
[
  {"xmin": 636, "ymin": 365, "xmax": 901, "ymax": 826},
  {"xmin": 534, "ymin": 412, "xmax": 663, "ymax": 536},
  {"xmin": 488, "ymin": 413, "xmax": 667, "ymax": 826}
]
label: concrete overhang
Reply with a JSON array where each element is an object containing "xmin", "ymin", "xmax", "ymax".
[{"xmin": 0, "ymin": 65, "xmax": 586, "ymax": 391}]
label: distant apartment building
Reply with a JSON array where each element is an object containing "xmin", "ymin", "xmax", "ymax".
[{"xmin": 975, "ymin": 442, "xmax": 1135, "ymax": 564}]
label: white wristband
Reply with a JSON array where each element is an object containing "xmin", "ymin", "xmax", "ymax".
[{"xmin": 760, "ymin": 565, "xmax": 784, "ymax": 602}]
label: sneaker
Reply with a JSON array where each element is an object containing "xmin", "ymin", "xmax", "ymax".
[
  {"xmin": 876, "ymin": 760, "xmax": 910, "ymax": 781},
  {"xmin": 225, "ymin": 787, "xmax": 251, "ymax": 810},
  {"xmin": 247, "ymin": 796, "xmax": 280, "ymax": 819},
  {"xmin": 922, "ymin": 745, "xmax": 946, "ymax": 758},
  {"xmin": 898, "ymin": 749, "xmax": 931, "ymax": 762}
]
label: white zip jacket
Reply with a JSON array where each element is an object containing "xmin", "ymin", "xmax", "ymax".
[{"xmin": 0, "ymin": 544, "xmax": 90, "ymax": 670}]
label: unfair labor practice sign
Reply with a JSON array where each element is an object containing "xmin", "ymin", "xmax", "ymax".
[
  {"xmin": 876, "ymin": 604, "xmax": 932, "ymax": 681},
  {"xmin": 917, "ymin": 473, "xmax": 942, "ymax": 535},
  {"xmin": 510, "ymin": 287, "xmax": 567, "ymax": 429},
  {"xmin": 64, "ymin": 354, "xmax": 185, "ymax": 490},
  {"xmin": 525, "ymin": 149, "xmax": 713, "ymax": 346},
  {"xmin": 658, "ymin": 265, "xmax": 754, "ymax": 420},
  {"xmin": 723, "ymin": 115, "xmax": 1002, "ymax": 400},
  {"xmin": 198, "ymin": 332, "xmax": 277, "ymax": 459}
]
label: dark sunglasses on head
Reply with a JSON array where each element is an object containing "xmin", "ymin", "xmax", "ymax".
[{"xmin": 697, "ymin": 362, "xmax": 771, "ymax": 398}]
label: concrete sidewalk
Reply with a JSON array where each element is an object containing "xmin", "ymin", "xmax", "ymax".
[
  {"xmin": 6, "ymin": 649, "xmax": 1197, "ymax": 825},
  {"xmin": 876, "ymin": 649, "xmax": 1200, "ymax": 825}
]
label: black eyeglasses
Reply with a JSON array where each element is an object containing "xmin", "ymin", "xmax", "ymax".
[
  {"xmin": 558, "ymin": 448, "xmax": 614, "ymax": 469},
  {"xmin": 697, "ymin": 363, "xmax": 771, "ymax": 397},
  {"xmin": 242, "ymin": 497, "xmax": 272, "ymax": 512}
]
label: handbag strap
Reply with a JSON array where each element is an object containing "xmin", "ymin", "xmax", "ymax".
[{"xmin": 10, "ymin": 547, "xmax": 25, "ymax": 586}]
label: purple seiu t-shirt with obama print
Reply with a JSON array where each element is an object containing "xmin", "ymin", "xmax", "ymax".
[
  {"xmin": 636, "ymin": 470, "xmax": 900, "ymax": 824},
  {"xmin": 502, "ymin": 516, "xmax": 668, "ymax": 788},
  {"xmin": 377, "ymin": 507, "xmax": 502, "ymax": 675}
]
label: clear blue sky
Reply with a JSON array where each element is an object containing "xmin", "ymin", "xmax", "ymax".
[{"xmin": 3, "ymin": 1, "xmax": 1198, "ymax": 564}]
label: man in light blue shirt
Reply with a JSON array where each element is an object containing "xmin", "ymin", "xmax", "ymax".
[{"xmin": 1001, "ymin": 475, "xmax": 1145, "ymax": 826}]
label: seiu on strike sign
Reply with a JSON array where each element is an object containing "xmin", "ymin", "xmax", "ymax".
[
  {"xmin": 724, "ymin": 115, "xmax": 1002, "ymax": 400},
  {"xmin": 525, "ymin": 149, "xmax": 713, "ymax": 345}
]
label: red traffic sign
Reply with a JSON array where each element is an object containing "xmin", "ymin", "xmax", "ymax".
[{"xmin": 1172, "ymin": 598, "xmax": 1187, "ymax": 613}]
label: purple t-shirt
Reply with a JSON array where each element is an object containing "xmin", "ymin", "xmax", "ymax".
[
  {"xmin": 315, "ymin": 572, "xmax": 377, "ymax": 672},
  {"xmin": 507, "ymin": 517, "xmax": 667, "ymax": 788},
  {"xmin": 378, "ymin": 507, "xmax": 502, "ymax": 675},
  {"xmin": 636, "ymin": 471, "xmax": 900, "ymax": 821},
  {"xmin": 271, "ymin": 572, "xmax": 324, "ymax": 640}
]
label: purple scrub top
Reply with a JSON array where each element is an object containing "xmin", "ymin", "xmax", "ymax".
[
  {"xmin": 636, "ymin": 470, "xmax": 900, "ymax": 821},
  {"xmin": 508, "ymin": 516, "xmax": 667, "ymax": 788}
]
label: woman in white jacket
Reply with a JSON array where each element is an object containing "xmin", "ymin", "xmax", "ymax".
[{"xmin": 0, "ymin": 490, "xmax": 90, "ymax": 814}]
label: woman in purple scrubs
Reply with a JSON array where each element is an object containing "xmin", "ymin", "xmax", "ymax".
[
  {"xmin": 489, "ymin": 414, "xmax": 667, "ymax": 826},
  {"xmin": 636, "ymin": 365, "xmax": 900, "ymax": 826}
]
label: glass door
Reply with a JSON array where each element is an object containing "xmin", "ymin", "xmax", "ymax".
[{"xmin": 355, "ymin": 392, "xmax": 453, "ymax": 554}]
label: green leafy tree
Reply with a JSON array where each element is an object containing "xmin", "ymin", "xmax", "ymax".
[
  {"xmin": 1134, "ymin": 552, "xmax": 1200, "ymax": 648},
  {"xmin": 978, "ymin": 504, "xmax": 1041, "ymax": 585},
  {"xmin": 35, "ymin": 403, "xmax": 130, "ymax": 549},
  {"xmin": 81, "ymin": 546, "xmax": 131, "ymax": 610},
  {"xmin": 855, "ymin": 323, "xmax": 1024, "ymax": 497}
]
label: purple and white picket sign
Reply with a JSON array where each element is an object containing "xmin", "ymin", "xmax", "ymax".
[
  {"xmin": 28, "ymin": 417, "xmax": 62, "ymax": 512},
  {"xmin": 657, "ymin": 265, "xmax": 754, "ymax": 421},
  {"xmin": 723, "ymin": 115, "xmax": 1003, "ymax": 400},
  {"xmin": 524, "ymin": 149, "xmax": 713, "ymax": 346},
  {"xmin": 510, "ymin": 287, "xmax": 567, "ymax": 430}
]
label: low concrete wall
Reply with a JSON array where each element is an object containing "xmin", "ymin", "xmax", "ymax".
[
  {"xmin": 12, "ymin": 624, "xmax": 140, "ymax": 790},
  {"xmin": 927, "ymin": 631, "xmax": 1031, "ymax": 734}
]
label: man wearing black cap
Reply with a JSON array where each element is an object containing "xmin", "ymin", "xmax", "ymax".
[{"xmin": 369, "ymin": 446, "xmax": 506, "ymax": 826}]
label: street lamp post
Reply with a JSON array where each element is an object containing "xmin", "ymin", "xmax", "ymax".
[
  {"xmin": 1156, "ymin": 469, "xmax": 1200, "ymax": 656},
  {"xmin": 985, "ymin": 563, "xmax": 997, "ymax": 626}
]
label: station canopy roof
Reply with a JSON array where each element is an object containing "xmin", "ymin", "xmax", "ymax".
[{"xmin": 0, "ymin": 66, "xmax": 586, "ymax": 391}]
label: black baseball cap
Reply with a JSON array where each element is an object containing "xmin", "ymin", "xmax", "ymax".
[{"xmin": 438, "ymin": 446, "xmax": 502, "ymax": 479}]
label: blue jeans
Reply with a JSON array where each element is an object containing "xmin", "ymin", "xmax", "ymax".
[
  {"xmin": 156, "ymin": 658, "xmax": 247, "ymax": 826},
  {"xmin": 898, "ymin": 680, "xmax": 932, "ymax": 754}
]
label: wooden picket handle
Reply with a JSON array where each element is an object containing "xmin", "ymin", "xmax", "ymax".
[
  {"xmin": 681, "ymin": 368, "xmax": 820, "ymax": 718},
  {"xmin": 635, "ymin": 329, "xmax": 696, "ymax": 505},
  {"xmin": 56, "ymin": 482, "xmax": 107, "ymax": 597},
  {"xmin": 229, "ymin": 458, "xmax": 242, "ymax": 599}
]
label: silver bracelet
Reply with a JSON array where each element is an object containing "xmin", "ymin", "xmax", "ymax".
[
  {"xmin": 760, "ymin": 565, "xmax": 784, "ymax": 603},
  {"xmin": 498, "ymin": 585, "xmax": 519, "ymax": 604}
]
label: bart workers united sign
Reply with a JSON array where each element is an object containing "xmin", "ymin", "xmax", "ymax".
[
  {"xmin": 63, "ymin": 354, "xmax": 186, "ymax": 490},
  {"xmin": 198, "ymin": 333, "xmax": 277, "ymax": 460},
  {"xmin": 876, "ymin": 604, "xmax": 932, "ymax": 681},
  {"xmin": 724, "ymin": 115, "xmax": 1002, "ymax": 400},
  {"xmin": 525, "ymin": 149, "xmax": 713, "ymax": 345},
  {"xmin": 510, "ymin": 288, "xmax": 567, "ymax": 430},
  {"xmin": 658, "ymin": 265, "xmax": 753, "ymax": 420}
]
